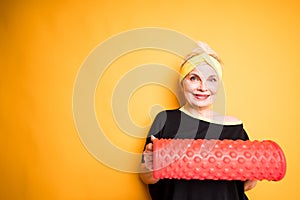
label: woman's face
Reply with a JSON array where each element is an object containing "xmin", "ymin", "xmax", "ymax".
[{"xmin": 181, "ymin": 63, "xmax": 219, "ymax": 111}]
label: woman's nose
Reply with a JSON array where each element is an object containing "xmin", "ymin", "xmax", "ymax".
[{"xmin": 198, "ymin": 81, "xmax": 208, "ymax": 91}]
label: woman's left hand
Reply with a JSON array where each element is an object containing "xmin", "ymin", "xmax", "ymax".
[{"xmin": 244, "ymin": 180, "xmax": 257, "ymax": 191}]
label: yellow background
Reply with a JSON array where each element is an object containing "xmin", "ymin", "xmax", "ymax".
[{"xmin": 1, "ymin": 0, "xmax": 300, "ymax": 199}]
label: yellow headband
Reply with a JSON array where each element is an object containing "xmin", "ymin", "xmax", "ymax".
[{"xmin": 179, "ymin": 53, "xmax": 222, "ymax": 82}]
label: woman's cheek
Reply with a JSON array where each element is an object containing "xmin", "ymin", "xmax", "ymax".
[
  {"xmin": 207, "ymin": 82, "xmax": 219, "ymax": 94},
  {"xmin": 183, "ymin": 81, "xmax": 196, "ymax": 92}
]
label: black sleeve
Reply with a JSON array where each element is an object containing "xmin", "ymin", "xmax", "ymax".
[
  {"xmin": 147, "ymin": 110, "xmax": 167, "ymax": 139},
  {"xmin": 241, "ymin": 124, "xmax": 250, "ymax": 141}
]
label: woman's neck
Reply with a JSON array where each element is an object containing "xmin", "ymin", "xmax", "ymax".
[{"xmin": 183, "ymin": 104, "xmax": 214, "ymax": 119}]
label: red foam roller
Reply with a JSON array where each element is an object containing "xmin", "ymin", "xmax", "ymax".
[{"xmin": 153, "ymin": 139, "xmax": 286, "ymax": 181}]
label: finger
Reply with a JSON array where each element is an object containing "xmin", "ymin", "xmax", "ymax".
[
  {"xmin": 151, "ymin": 135, "xmax": 157, "ymax": 141},
  {"xmin": 146, "ymin": 143, "xmax": 153, "ymax": 151}
]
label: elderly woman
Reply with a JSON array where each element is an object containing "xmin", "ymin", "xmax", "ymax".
[{"xmin": 139, "ymin": 42, "xmax": 257, "ymax": 200}]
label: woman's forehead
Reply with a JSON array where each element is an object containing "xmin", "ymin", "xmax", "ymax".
[{"xmin": 190, "ymin": 63, "xmax": 218, "ymax": 76}]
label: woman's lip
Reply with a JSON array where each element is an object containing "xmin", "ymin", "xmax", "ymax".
[{"xmin": 193, "ymin": 94, "xmax": 210, "ymax": 99}]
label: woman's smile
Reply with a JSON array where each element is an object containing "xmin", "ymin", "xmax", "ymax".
[{"xmin": 193, "ymin": 93, "xmax": 210, "ymax": 100}]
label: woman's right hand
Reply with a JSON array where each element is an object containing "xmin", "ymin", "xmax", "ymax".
[
  {"xmin": 139, "ymin": 135, "xmax": 160, "ymax": 184},
  {"xmin": 143, "ymin": 135, "xmax": 156, "ymax": 171}
]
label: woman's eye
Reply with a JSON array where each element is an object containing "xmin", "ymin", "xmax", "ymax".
[
  {"xmin": 190, "ymin": 76, "xmax": 198, "ymax": 81},
  {"xmin": 209, "ymin": 77, "xmax": 217, "ymax": 82}
]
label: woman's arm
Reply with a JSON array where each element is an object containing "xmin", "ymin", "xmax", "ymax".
[{"xmin": 139, "ymin": 163, "xmax": 160, "ymax": 184}]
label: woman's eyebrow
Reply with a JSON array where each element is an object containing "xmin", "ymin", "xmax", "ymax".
[{"xmin": 188, "ymin": 71, "xmax": 201, "ymax": 76}]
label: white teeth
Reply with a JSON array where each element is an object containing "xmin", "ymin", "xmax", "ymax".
[{"xmin": 194, "ymin": 94, "xmax": 209, "ymax": 99}]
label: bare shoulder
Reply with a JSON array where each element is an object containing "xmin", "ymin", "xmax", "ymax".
[
  {"xmin": 212, "ymin": 112, "xmax": 242, "ymax": 125},
  {"xmin": 224, "ymin": 115, "xmax": 242, "ymax": 123}
]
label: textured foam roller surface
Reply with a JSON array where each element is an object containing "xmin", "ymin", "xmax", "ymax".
[{"xmin": 153, "ymin": 139, "xmax": 286, "ymax": 181}]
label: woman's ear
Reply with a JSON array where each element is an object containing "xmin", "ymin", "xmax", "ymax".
[
  {"xmin": 176, "ymin": 79, "xmax": 185, "ymax": 106},
  {"xmin": 179, "ymin": 80, "xmax": 184, "ymax": 90}
]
